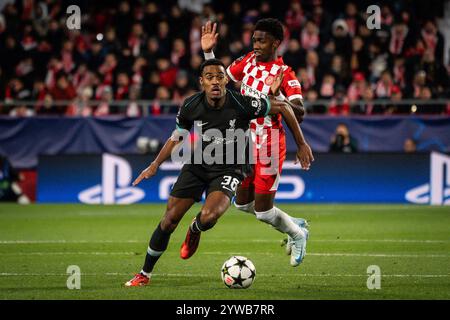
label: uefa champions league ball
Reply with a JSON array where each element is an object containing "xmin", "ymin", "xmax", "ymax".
[{"xmin": 221, "ymin": 256, "xmax": 256, "ymax": 289}]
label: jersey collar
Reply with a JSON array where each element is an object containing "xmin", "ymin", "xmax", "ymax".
[
  {"xmin": 203, "ymin": 90, "xmax": 229, "ymax": 110},
  {"xmin": 252, "ymin": 52, "xmax": 284, "ymax": 66}
]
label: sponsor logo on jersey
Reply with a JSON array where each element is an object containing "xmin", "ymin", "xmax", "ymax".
[
  {"xmin": 241, "ymin": 83, "xmax": 267, "ymax": 99},
  {"xmin": 288, "ymin": 80, "xmax": 301, "ymax": 88},
  {"xmin": 251, "ymin": 99, "xmax": 261, "ymax": 108},
  {"xmin": 196, "ymin": 121, "xmax": 208, "ymax": 127},
  {"xmin": 201, "ymin": 134, "xmax": 239, "ymax": 145},
  {"xmin": 251, "ymin": 99, "xmax": 263, "ymax": 115}
]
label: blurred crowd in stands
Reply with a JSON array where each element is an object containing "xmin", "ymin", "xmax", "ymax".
[{"xmin": 0, "ymin": 0, "xmax": 449, "ymax": 117}]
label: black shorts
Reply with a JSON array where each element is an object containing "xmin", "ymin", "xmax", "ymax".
[{"xmin": 170, "ymin": 164, "xmax": 244, "ymax": 202}]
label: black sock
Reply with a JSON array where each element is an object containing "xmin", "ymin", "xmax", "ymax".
[
  {"xmin": 190, "ymin": 212, "xmax": 216, "ymax": 233},
  {"xmin": 142, "ymin": 223, "xmax": 171, "ymax": 274}
]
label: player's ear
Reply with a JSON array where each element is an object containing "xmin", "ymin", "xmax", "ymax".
[
  {"xmin": 199, "ymin": 76, "xmax": 204, "ymax": 87},
  {"xmin": 273, "ymin": 39, "xmax": 281, "ymax": 50}
]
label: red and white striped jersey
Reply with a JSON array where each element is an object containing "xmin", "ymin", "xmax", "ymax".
[
  {"xmin": 227, "ymin": 51, "xmax": 302, "ymax": 158},
  {"xmin": 227, "ymin": 52, "xmax": 303, "ymax": 102}
]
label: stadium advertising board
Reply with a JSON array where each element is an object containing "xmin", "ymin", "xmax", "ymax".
[{"xmin": 37, "ymin": 152, "xmax": 449, "ymax": 205}]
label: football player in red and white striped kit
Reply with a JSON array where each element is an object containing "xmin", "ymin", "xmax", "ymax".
[{"xmin": 201, "ymin": 19, "xmax": 314, "ymax": 266}]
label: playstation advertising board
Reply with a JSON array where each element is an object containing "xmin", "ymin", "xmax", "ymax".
[{"xmin": 37, "ymin": 153, "xmax": 449, "ymax": 205}]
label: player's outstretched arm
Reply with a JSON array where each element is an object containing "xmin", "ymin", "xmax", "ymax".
[
  {"xmin": 268, "ymin": 73, "xmax": 314, "ymax": 170},
  {"xmin": 201, "ymin": 20, "xmax": 218, "ymax": 55},
  {"xmin": 270, "ymin": 100, "xmax": 314, "ymax": 170},
  {"xmin": 285, "ymin": 98, "xmax": 305, "ymax": 123},
  {"xmin": 132, "ymin": 137, "xmax": 181, "ymax": 186}
]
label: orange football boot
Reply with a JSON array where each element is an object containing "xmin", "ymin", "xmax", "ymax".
[
  {"xmin": 180, "ymin": 222, "xmax": 201, "ymax": 259},
  {"xmin": 124, "ymin": 273, "xmax": 150, "ymax": 287}
]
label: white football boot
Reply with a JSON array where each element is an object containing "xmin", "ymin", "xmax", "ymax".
[
  {"xmin": 290, "ymin": 226, "xmax": 309, "ymax": 267},
  {"xmin": 285, "ymin": 217, "xmax": 309, "ymax": 255}
]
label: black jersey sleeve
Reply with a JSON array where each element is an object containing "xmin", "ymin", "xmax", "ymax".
[
  {"xmin": 228, "ymin": 91, "xmax": 271, "ymax": 120},
  {"xmin": 175, "ymin": 98, "xmax": 195, "ymax": 131}
]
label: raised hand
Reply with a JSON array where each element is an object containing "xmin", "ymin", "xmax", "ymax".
[
  {"xmin": 270, "ymin": 72, "xmax": 284, "ymax": 96},
  {"xmin": 201, "ymin": 21, "xmax": 218, "ymax": 53}
]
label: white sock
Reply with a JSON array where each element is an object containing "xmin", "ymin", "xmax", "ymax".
[
  {"xmin": 234, "ymin": 201, "xmax": 255, "ymax": 215},
  {"xmin": 255, "ymin": 206, "xmax": 305, "ymax": 239},
  {"xmin": 140, "ymin": 270, "xmax": 151, "ymax": 278}
]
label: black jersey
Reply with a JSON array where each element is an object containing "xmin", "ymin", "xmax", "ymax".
[{"xmin": 175, "ymin": 89, "xmax": 271, "ymax": 172}]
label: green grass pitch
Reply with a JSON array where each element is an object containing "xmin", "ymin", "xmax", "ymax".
[{"xmin": 0, "ymin": 204, "xmax": 449, "ymax": 300}]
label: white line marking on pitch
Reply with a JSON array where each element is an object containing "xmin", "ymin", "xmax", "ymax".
[
  {"xmin": 202, "ymin": 252, "xmax": 450, "ymax": 258},
  {"xmin": 0, "ymin": 272, "xmax": 448, "ymax": 278},
  {"xmin": 313, "ymin": 239, "xmax": 450, "ymax": 244},
  {"xmin": 1, "ymin": 252, "xmax": 449, "ymax": 258},
  {"xmin": 0, "ymin": 240, "xmax": 142, "ymax": 244},
  {"xmin": 0, "ymin": 252, "xmax": 138, "ymax": 255},
  {"xmin": 309, "ymin": 253, "xmax": 450, "ymax": 258}
]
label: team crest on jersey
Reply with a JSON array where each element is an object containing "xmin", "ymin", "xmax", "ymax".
[
  {"xmin": 229, "ymin": 119, "xmax": 236, "ymax": 129},
  {"xmin": 264, "ymin": 75, "xmax": 275, "ymax": 86}
]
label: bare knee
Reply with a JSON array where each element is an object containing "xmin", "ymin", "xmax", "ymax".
[
  {"xmin": 200, "ymin": 207, "xmax": 223, "ymax": 227},
  {"xmin": 160, "ymin": 209, "xmax": 182, "ymax": 233}
]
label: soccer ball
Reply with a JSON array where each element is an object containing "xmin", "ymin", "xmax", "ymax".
[{"xmin": 221, "ymin": 256, "xmax": 256, "ymax": 289}]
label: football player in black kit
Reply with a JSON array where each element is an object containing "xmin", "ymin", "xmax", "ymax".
[{"xmin": 125, "ymin": 59, "xmax": 313, "ymax": 286}]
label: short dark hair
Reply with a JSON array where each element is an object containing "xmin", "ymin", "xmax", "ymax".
[
  {"xmin": 199, "ymin": 58, "xmax": 226, "ymax": 74},
  {"xmin": 254, "ymin": 18, "xmax": 284, "ymax": 42}
]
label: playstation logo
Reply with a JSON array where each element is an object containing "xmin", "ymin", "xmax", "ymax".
[
  {"xmin": 405, "ymin": 152, "xmax": 450, "ymax": 205},
  {"xmin": 78, "ymin": 154, "xmax": 145, "ymax": 204}
]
